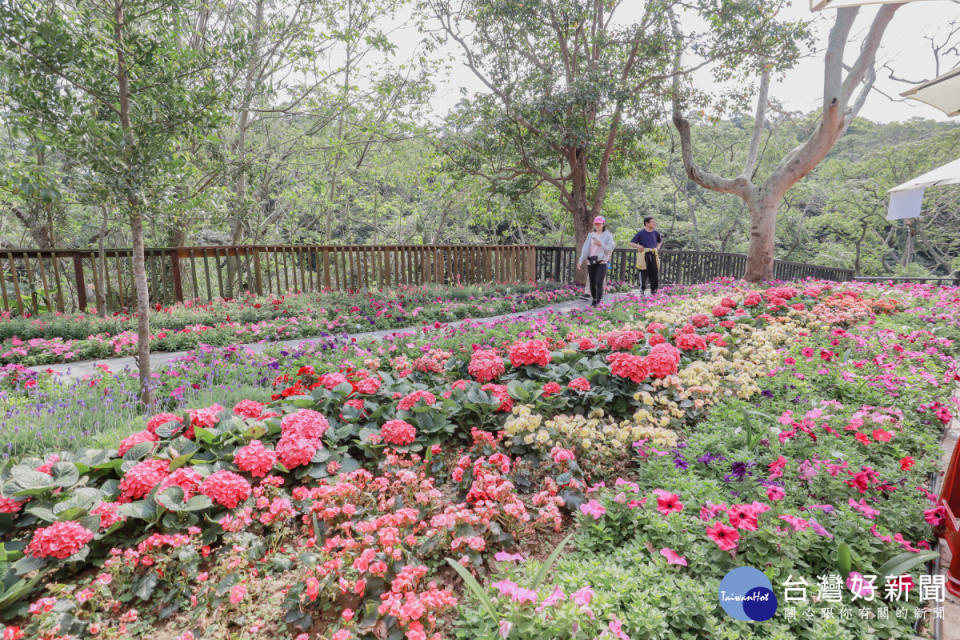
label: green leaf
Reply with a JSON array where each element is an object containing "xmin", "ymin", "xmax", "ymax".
[
  {"xmin": 156, "ymin": 486, "xmax": 186, "ymax": 512},
  {"xmin": 531, "ymin": 531, "xmax": 575, "ymax": 590},
  {"xmin": 193, "ymin": 427, "xmax": 217, "ymax": 444},
  {"xmin": 446, "ymin": 558, "xmax": 500, "ymax": 622},
  {"xmin": 122, "ymin": 441, "xmax": 155, "ymax": 462},
  {"xmin": 837, "ymin": 542, "xmax": 851, "ymax": 578},
  {"xmin": 135, "ymin": 572, "xmax": 158, "ymax": 601},
  {"xmin": 875, "ymin": 550, "xmax": 939, "ymax": 578},
  {"xmin": 183, "ymin": 495, "xmax": 212, "ymax": 512},
  {"xmin": 292, "ymin": 395, "xmax": 317, "ymax": 408}
]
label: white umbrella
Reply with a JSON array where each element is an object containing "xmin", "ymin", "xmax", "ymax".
[
  {"xmin": 887, "ymin": 156, "xmax": 960, "ymax": 219},
  {"xmin": 901, "ymin": 67, "xmax": 960, "ymax": 117}
]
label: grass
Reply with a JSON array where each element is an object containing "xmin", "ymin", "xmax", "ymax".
[{"xmin": 0, "ymin": 379, "xmax": 268, "ymax": 461}]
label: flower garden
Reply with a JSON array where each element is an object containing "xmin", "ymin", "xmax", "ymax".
[
  {"xmin": 0, "ymin": 279, "xmax": 957, "ymax": 640},
  {"xmin": 0, "ymin": 282, "xmax": 609, "ymax": 366}
]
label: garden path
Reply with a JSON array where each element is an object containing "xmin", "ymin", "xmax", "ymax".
[{"xmin": 26, "ymin": 289, "xmax": 645, "ymax": 380}]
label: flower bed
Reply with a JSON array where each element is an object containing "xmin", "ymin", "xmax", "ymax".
[
  {"xmin": 0, "ymin": 280, "xmax": 957, "ymax": 640},
  {"xmin": 0, "ymin": 281, "xmax": 618, "ymax": 366}
]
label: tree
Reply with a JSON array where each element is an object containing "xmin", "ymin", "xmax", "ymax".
[
  {"xmin": 0, "ymin": 0, "xmax": 244, "ymax": 403},
  {"xmin": 422, "ymin": 0, "xmax": 802, "ymax": 282},
  {"xmin": 672, "ymin": 4, "xmax": 902, "ymax": 281}
]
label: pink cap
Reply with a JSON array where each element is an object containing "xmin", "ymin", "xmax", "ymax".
[{"xmin": 593, "ymin": 216, "xmax": 605, "ymax": 224}]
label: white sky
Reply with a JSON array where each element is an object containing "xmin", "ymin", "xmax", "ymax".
[{"xmin": 389, "ymin": 0, "xmax": 960, "ymax": 124}]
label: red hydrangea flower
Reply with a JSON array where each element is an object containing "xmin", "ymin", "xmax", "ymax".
[
  {"xmin": 398, "ymin": 390, "xmax": 437, "ymax": 411},
  {"xmin": 743, "ymin": 293, "xmax": 762, "ymax": 307},
  {"xmin": 25, "ymin": 521, "xmax": 94, "ymax": 559},
  {"xmin": 233, "ymin": 440, "xmax": 277, "ymax": 478},
  {"xmin": 189, "ymin": 404, "xmax": 223, "ymax": 428},
  {"xmin": 232, "ymin": 400, "xmax": 267, "ymax": 420},
  {"xmin": 647, "ymin": 333, "xmax": 666, "ymax": 347},
  {"xmin": 647, "ymin": 343, "xmax": 682, "ymax": 379},
  {"xmin": 146, "ymin": 412, "xmax": 182, "ymax": 434},
  {"xmin": 281, "ymin": 409, "xmax": 330, "ymax": 440},
  {"xmin": 318, "ymin": 372, "xmax": 348, "ymax": 390},
  {"xmin": 276, "ymin": 435, "xmax": 319, "ymax": 470},
  {"xmin": 356, "ymin": 377, "xmax": 381, "ymax": 394},
  {"xmin": 200, "ymin": 470, "xmax": 252, "ymax": 509},
  {"xmin": 117, "ymin": 429, "xmax": 158, "ymax": 457},
  {"xmin": 690, "ymin": 313, "xmax": 712, "ymax": 328},
  {"xmin": 0, "ymin": 495, "xmax": 26, "ymax": 514},
  {"xmin": 577, "ymin": 337, "xmax": 597, "ymax": 350},
  {"xmin": 481, "ymin": 383, "xmax": 513, "ymax": 412},
  {"xmin": 604, "ymin": 330, "xmax": 643, "ymax": 351},
  {"xmin": 119, "ymin": 459, "xmax": 170, "ymax": 501},
  {"xmin": 721, "ymin": 297, "xmax": 737, "ymax": 308},
  {"xmin": 90, "ymin": 501, "xmax": 124, "ymax": 529},
  {"xmin": 542, "ymin": 382, "xmax": 562, "ymax": 397},
  {"xmin": 607, "ymin": 353, "xmax": 649, "ymax": 383},
  {"xmin": 646, "ymin": 322, "xmax": 666, "ymax": 333},
  {"xmin": 675, "ymin": 333, "xmax": 707, "ymax": 351},
  {"xmin": 159, "ymin": 467, "xmax": 204, "ymax": 499},
  {"xmin": 508, "ymin": 339, "xmax": 552, "ymax": 367},
  {"xmin": 567, "ymin": 377, "xmax": 591, "ymax": 391},
  {"xmin": 468, "ymin": 349, "xmax": 506, "ymax": 383},
  {"xmin": 381, "ymin": 419, "xmax": 417, "ymax": 446}
]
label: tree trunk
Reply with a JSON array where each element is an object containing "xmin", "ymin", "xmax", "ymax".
[
  {"xmin": 129, "ymin": 207, "xmax": 153, "ymax": 406},
  {"xmin": 744, "ymin": 195, "xmax": 777, "ymax": 282},
  {"xmin": 115, "ymin": 0, "xmax": 152, "ymax": 406},
  {"xmin": 97, "ymin": 204, "xmax": 108, "ymax": 317},
  {"xmin": 571, "ymin": 203, "xmax": 592, "ymax": 286}
]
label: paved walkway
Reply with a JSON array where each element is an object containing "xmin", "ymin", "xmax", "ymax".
[{"xmin": 27, "ymin": 289, "xmax": 644, "ymax": 379}]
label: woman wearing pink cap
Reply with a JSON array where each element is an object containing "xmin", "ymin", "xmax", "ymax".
[{"xmin": 577, "ymin": 215, "xmax": 615, "ymax": 307}]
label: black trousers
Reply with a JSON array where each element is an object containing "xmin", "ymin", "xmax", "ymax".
[
  {"xmin": 640, "ymin": 252, "xmax": 659, "ymax": 294},
  {"xmin": 588, "ymin": 261, "xmax": 607, "ymax": 304}
]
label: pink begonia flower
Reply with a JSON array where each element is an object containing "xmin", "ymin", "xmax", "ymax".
[
  {"xmin": 579, "ymin": 499, "xmax": 606, "ymax": 520},
  {"xmin": 493, "ymin": 551, "xmax": 525, "ymax": 562},
  {"xmin": 659, "ymin": 548, "xmax": 687, "ymax": 566}
]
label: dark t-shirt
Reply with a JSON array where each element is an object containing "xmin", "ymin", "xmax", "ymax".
[{"xmin": 631, "ymin": 229, "xmax": 662, "ymax": 249}]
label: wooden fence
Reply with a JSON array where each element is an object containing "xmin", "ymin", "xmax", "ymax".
[
  {"xmin": 0, "ymin": 243, "xmax": 857, "ymax": 316},
  {"xmin": 534, "ymin": 247, "xmax": 855, "ymax": 286},
  {"xmin": 0, "ymin": 245, "xmax": 536, "ymax": 315}
]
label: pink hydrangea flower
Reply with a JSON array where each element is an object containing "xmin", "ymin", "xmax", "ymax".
[
  {"xmin": 233, "ymin": 440, "xmax": 277, "ymax": 478},
  {"xmin": 200, "ymin": 470, "xmax": 251, "ymax": 509},
  {"xmin": 381, "ymin": 419, "xmax": 416, "ymax": 446},
  {"xmin": 117, "ymin": 429, "xmax": 158, "ymax": 456},
  {"xmin": 25, "ymin": 521, "xmax": 94, "ymax": 559}
]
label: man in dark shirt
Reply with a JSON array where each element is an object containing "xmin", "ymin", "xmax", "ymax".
[{"xmin": 629, "ymin": 216, "xmax": 663, "ymax": 295}]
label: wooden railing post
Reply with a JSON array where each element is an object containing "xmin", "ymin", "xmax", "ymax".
[
  {"xmin": 253, "ymin": 247, "xmax": 263, "ymax": 295},
  {"xmin": 170, "ymin": 249, "xmax": 184, "ymax": 302},
  {"xmin": 72, "ymin": 253, "xmax": 87, "ymax": 312}
]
